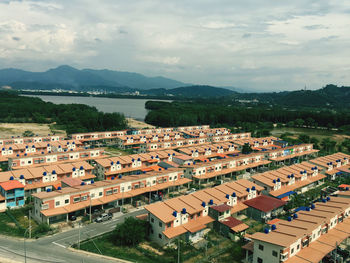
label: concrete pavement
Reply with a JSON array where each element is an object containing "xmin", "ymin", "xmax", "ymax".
[{"xmin": 0, "ymin": 208, "xmax": 146, "ymax": 263}]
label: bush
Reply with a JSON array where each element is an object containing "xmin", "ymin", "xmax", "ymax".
[{"xmin": 34, "ymin": 223, "xmax": 51, "ymax": 235}]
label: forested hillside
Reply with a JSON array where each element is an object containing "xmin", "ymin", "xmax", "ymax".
[{"xmin": 0, "ymin": 91, "xmax": 127, "ymax": 134}]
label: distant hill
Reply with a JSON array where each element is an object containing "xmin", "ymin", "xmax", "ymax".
[
  {"xmin": 140, "ymin": 85, "xmax": 235, "ymax": 97},
  {"xmin": 0, "ymin": 65, "xmax": 189, "ymax": 91}
]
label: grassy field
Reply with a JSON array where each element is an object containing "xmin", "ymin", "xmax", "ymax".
[{"xmin": 271, "ymin": 127, "xmax": 349, "ymax": 143}]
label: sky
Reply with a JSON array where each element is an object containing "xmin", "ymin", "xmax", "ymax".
[{"xmin": 0, "ymin": 0, "xmax": 350, "ymax": 91}]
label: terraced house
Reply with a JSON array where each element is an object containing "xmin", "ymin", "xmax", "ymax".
[
  {"xmin": 0, "ymin": 135, "xmax": 63, "ymax": 146},
  {"xmin": 145, "ymin": 179, "xmax": 263, "ymax": 246},
  {"xmin": 251, "ymin": 161, "xmax": 326, "ymax": 201},
  {"xmin": 94, "ymin": 150, "xmax": 181, "ymax": 180},
  {"xmin": 265, "ymin": 143, "xmax": 318, "ymax": 163},
  {"xmin": 309, "ymin": 152, "xmax": 350, "ymax": 180},
  {"xmin": 176, "ymin": 142, "xmax": 238, "ymax": 160},
  {"xmin": 31, "ymin": 168, "xmax": 190, "ymax": 224},
  {"xmin": 183, "ymin": 152, "xmax": 271, "ymax": 184},
  {"xmin": 246, "ymin": 195, "xmax": 350, "ymax": 263},
  {"xmin": 0, "ymin": 161, "xmax": 95, "ymax": 197},
  {"xmin": 8, "ymin": 148, "xmax": 105, "ymax": 169}
]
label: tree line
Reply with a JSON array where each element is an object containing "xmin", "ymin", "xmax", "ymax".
[
  {"xmin": 144, "ymin": 101, "xmax": 350, "ymax": 133},
  {"xmin": 0, "ymin": 91, "xmax": 127, "ymax": 134}
]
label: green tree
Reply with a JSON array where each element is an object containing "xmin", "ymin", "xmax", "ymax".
[
  {"xmin": 310, "ymin": 137, "xmax": 320, "ymax": 149},
  {"xmin": 112, "ymin": 217, "xmax": 150, "ymax": 246},
  {"xmin": 242, "ymin": 143, "xmax": 253, "ymax": 154},
  {"xmin": 341, "ymin": 139, "xmax": 350, "ymax": 153},
  {"xmin": 321, "ymin": 138, "xmax": 337, "ymax": 154},
  {"xmin": 294, "ymin": 118, "xmax": 305, "ymax": 127},
  {"xmin": 298, "ymin": 134, "xmax": 310, "ymax": 143}
]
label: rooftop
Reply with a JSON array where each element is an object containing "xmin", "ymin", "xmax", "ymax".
[{"xmin": 244, "ymin": 195, "xmax": 286, "ymax": 212}]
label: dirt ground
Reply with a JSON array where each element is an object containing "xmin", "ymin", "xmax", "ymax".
[
  {"xmin": 0, "ymin": 123, "xmax": 66, "ymax": 139},
  {"xmin": 126, "ymin": 118, "xmax": 155, "ymax": 129}
]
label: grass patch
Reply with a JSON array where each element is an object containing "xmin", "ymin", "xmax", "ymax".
[
  {"xmin": 0, "ymin": 206, "xmax": 54, "ymax": 238},
  {"xmin": 77, "ymin": 230, "xmax": 244, "ymax": 263},
  {"xmin": 271, "ymin": 127, "xmax": 349, "ymax": 143}
]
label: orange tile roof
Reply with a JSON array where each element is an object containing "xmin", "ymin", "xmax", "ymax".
[
  {"xmin": 162, "ymin": 226, "xmax": 187, "ymax": 239},
  {"xmin": 0, "ymin": 180, "xmax": 24, "ymax": 191}
]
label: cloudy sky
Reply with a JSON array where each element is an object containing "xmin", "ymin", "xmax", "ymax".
[{"xmin": 0, "ymin": 0, "xmax": 350, "ymax": 91}]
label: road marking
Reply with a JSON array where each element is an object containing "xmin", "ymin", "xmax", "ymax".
[
  {"xmin": 52, "ymin": 242, "xmax": 66, "ymax": 248},
  {"xmin": 102, "ymin": 219, "xmax": 118, "ymax": 225},
  {"xmin": 84, "ymin": 229, "xmax": 94, "ymax": 233},
  {"xmin": 53, "ymin": 234, "xmax": 77, "ymax": 243}
]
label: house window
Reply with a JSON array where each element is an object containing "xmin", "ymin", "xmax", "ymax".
[
  {"xmin": 272, "ymin": 251, "xmax": 278, "ymax": 257},
  {"xmin": 257, "ymin": 258, "xmax": 263, "ymax": 263},
  {"xmin": 159, "ymin": 222, "xmax": 162, "ymax": 227},
  {"xmin": 291, "ymin": 248, "xmax": 294, "ymax": 254},
  {"xmin": 99, "ymin": 192, "xmax": 102, "ymax": 196},
  {"xmin": 106, "ymin": 190, "xmax": 113, "ymax": 196},
  {"xmin": 73, "ymin": 197, "xmax": 80, "ymax": 203},
  {"xmin": 55, "ymin": 201, "xmax": 60, "ymax": 206},
  {"xmin": 65, "ymin": 199, "xmax": 69, "ymax": 204},
  {"xmin": 151, "ymin": 218, "xmax": 154, "ymax": 223},
  {"xmin": 258, "ymin": 244, "xmax": 264, "ymax": 251},
  {"xmin": 113, "ymin": 188, "xmax": 118, "ymax": 193},
  {"xmin": 158, "ymin": 234, "xmax": 162, "ymax": 239},
  {"xmin": 297, "ymin": 244, "xmax": 300, "ymax": 250},
  {"xmin": 81, "ymin": 196, "xmax": 88, "ymax": 201}
]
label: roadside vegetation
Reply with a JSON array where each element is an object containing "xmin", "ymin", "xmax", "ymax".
[
  {"xmin": 0, "ymin": 206, "xmax": 53, "ymax": 238},
  {"xmin": 77, "ymin": 220, "xmax": 245, "ymax": 263}
]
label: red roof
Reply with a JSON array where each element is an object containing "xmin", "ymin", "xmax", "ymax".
[
  {"xmin": 220, "ymin": 216, "xmax": 244, "ymax": 228},
  {"xmin": 244, "ymin": 195, "xmax": 286, "ymax": 212},
  {"xmin": 339, "ymin": 184, "xmax": 350, "ymax": 189},
  {"xmin": 211, "ymin": 204, "xmax": 231, "ymax": 212},
  {"xmin": 0, "ymin": 180, "xmax": 24, "ymax": 191}
]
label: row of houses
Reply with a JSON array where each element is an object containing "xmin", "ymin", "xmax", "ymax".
[
  {"xmin": 0, "ymin": 135, "xmax": 63, "ymax": 146},
  {"xmin": 145, "ymin": 178, "xmax": 263, "ymax": 245},
  {"xmin": 71, "ymin": 125, "xmax": 212, "ymax": 142},
  {"xmin": 31, "ymin": 168, "xmax": 190, "ymax": 224},
  {"xmin": 0, "ymin": 160, "xmax": 95, "ymax": 195},
  {"xmin": 247, "ymin": 194, "xmax": 350, "ymax": 263},
  {"xmin": 8, "ymin": 148, "xmax": 105, "ymax": 169},
  {"xmin": 0, "ymin": 140, "xmax": 83, "ymax": 162}
]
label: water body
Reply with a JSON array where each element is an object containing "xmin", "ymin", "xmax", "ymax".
[{"xmin": 25, "ymin": 95, "xmax": 168, "ymax": 120}]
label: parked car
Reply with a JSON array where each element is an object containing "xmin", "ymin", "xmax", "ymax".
[
  {"xmin": 69, "ymin": 215, "xmax": 77, "ymax": 221},
  {"xmin": 95, "ymin": 213, "xmax": 113, "ymax": 223},
  {"xmin": 185, "ymin": 188, "xmax": 197, "ymax": 195}
]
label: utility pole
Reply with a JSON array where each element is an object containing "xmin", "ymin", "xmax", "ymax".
[
  {"xmin": 89, "ymin": 195, "xmax": 92, "ymax": 223},
  {"xmin": 28, "ymin": 210, "xmax": 31, "ymax": 239},
  {"xmin": 177, "ymin": 238, "xmax": 180, "ymax": 263},
  {"xmin": 78, "ymin": 221, "xmax": 81, "ymax": 249},
  {"xmin": 24, "ymin": 227, "xmax": 30, "ymax": 263}
]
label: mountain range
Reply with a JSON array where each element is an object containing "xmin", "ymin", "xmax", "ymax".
[{"xmin": 0, "ymin": 65, "xmax": 188, "ymax": 91}]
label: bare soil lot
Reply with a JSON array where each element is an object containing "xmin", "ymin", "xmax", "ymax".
[
  {"xmin": 0, "ymin": 123, "xmax": 66, "ymax": 138},
  {"xmin": 127, "ymin": 118, "xmax": 154, "ymax": 129}
]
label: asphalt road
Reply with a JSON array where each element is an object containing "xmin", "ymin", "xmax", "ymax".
[{"xmin": 0, "ymin": 208, "xmax": 146, "ymax": 263}]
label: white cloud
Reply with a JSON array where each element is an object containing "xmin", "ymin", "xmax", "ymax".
[{"xmin": 0, "ymin": 0, "xmax": 349, "ymax": 91}]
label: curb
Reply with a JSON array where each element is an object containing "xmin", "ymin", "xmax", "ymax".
[{"xmin": 68, "ymin": 247, "xmax": 132, "ymax": 263}]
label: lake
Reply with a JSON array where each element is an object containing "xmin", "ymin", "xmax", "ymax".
[{"xmin": 24, "ymin": 95, "xmax": 167, "ymax": 120}]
